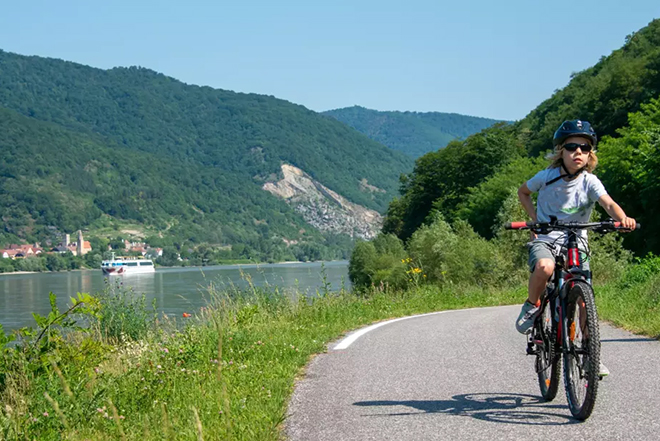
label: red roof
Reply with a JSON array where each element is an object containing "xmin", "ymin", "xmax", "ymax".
[{"xmin": 5, "ymin": 244, "xmax": 35, "ymax": 253}]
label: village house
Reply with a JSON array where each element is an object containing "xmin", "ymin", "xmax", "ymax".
[
  {"xmin": 2, "ymin": 231, "xmax": 95, "ymax": 259},
  {"xmin": 121, "ymin": 240, "xmax": 162, "ymax": 257},
  {"xmin": 0, "ymin": 244, "xmax": 43, "ymax": 259},
  {"xmin": 2, "ymin": 234, "xmax": 163, "ymax": 260}
]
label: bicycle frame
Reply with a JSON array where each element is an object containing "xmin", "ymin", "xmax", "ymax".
[
  {"xmin": 550, "ymin": 229, "xmax": 591, "ymax": 363},
  {"xmin": 532, "ymin": 229, "xmax": 587, "ymax": 366}
]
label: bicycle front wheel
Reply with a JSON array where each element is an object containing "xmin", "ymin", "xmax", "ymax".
[
  {"xmin": 563, "ymin": 280, "xmax": 600, "ymax": 420},
  {"xmin": 536, "ymin": 297, "xmax": 560, "ymax": 401}
]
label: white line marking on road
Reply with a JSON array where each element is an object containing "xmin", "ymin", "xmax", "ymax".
[{"xmin": 333, "ymin": 307, "xmax": 475, "ymax": 350}]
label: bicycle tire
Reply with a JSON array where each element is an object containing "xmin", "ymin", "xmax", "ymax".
[
  {"xmin": 563, "ymin": 280, "xmax": 600, "ymax": 420},
  {"xmin": 536, "ymin": 297, "xmax": 560, "ymax": 401}
]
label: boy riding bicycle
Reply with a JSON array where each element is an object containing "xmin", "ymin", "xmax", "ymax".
[{"xmin": 515, "ymin": 120, "xmax": 636, "ymax": 376}]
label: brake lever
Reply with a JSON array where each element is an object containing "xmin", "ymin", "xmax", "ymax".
[{"xmin": 532, "ymin": 226, "xmax": 550, "ymax": 235}]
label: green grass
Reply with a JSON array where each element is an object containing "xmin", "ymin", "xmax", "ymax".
[
  {"xmin": 1, "ymin": 268, "xmax": 658, "ymax": 440},
  {"xmin": 0, "ymin": 283, "xmax": 525, "ymax": 440},
  {"xmin": 597, "ymin": 273, "xmax": 660, "ymax": 338}
]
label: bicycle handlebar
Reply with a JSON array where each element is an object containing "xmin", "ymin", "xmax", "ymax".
[{"xmin": 504, "ymin": 219, "xmax": 641, "ymax": 233}]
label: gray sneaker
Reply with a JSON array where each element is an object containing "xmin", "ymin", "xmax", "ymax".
[
  {"xmin": 516, "ymin": 301, "xmax": 541, "ymax": 334},
  {"xmin": 584, "ymin": 359, "xmax": 610, "ymax": 378}
]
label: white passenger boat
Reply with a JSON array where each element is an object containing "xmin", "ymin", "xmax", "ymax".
[{"xmin": 101, "ymin": 254, "xmax": 155, "ymax": 275}]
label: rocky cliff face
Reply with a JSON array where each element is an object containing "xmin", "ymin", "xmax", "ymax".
[{"xmin": 263, "ymin": 164, "xmax": 383, "ymax": 240}]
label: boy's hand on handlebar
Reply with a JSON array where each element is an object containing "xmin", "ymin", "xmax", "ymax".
[
  {"xmin": 620, "ymin": 216, "xmax": 636, "ymax": 231},
  {"xmin": 530, "ymin": 231, "xmax": 537, "ymax": 241}
]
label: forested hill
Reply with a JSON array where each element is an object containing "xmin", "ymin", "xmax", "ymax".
[
  {"xmin": 0, "ymin": 50, "xmax": 413, "ymax": 259},
  {"xmin": 382, "ymin": 18, "xmax": 660, "ymax": 256},
  {"xmin": 0, "ymin": 106, "xmax": 305, "ymax": 246},
  {"xmin": 518, "ymin": 21, "xmax": 660, "ymax": 157},
  {"xmin": 323, "ymin": 106, "xmax": 503, "ymax": 158}
]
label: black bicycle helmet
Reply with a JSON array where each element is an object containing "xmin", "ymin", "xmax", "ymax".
[{"xmin": 552, "ymin": 120, "xmax": 597, "ymax": 146}]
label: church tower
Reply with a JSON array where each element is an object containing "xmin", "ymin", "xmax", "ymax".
[{"xmin": 77, "ymin": 230, "xmax": 84, "ymax": 256}]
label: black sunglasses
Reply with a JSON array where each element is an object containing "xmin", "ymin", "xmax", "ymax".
[{"xmin": 563, "ymin": 142, "xmax": 593, "ymax": 153}]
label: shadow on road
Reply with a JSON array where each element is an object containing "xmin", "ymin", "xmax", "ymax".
[
  {"xmin": 354, "ymin": 393, "xmax": 580, "ymax": 426},
  {"xmin": 601, "ymin": 338, "xmax": 658, "ymax": 343}
]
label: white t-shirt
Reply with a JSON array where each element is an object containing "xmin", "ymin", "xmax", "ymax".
[{"xmin": 526, "ymin": 167, "xmax": 608, "ymax": 250}]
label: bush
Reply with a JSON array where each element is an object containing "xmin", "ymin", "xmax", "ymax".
[
  {"xmin": 456, "ymin": 156, "xmax": 546, "ymax": 238},
  {"xmin": 405, "ymin": 213, "xmax": 456, "ymax": 282},
  {"xmin": 348, "ymin": 241, "xmax": 377, "ymax": 287},
  {"xmin": 616, "ymin": 255, "xmax": 660, "ymax": 289},
  {"xmin": 588, "ymin": 229, "xmax": 633, "ymax": 285},
  {"xmin": 95, "ymin": 285, "xmax": 157, "ymax": 341},
  {"xmin": 13, "ymin": 257, "xmax": 46, "ymax": 272},
  {"xmin": 0, "ymin": 259, "xmax": 14, "ymax": 273},
  {"xmin": 45, "ymin": 254, "xmax": 66, "ymax": 271},
  {"xmin": 348, "ymin": 234, "xmax": 409, "ymax": 289},
  {"xmin": 491, "ymin": 189, "xmax": 533, "ymax": 279},
  {"xmin": 350, "ymin": 188, "xmax": 636, "ymax": 291},
  {"xmin": 83, "ymin": 251, "xmax": 103, "ymax": 269},
  {"xmin": 407, "ymin": 214, "xmax": 513, "ymax": 287}
]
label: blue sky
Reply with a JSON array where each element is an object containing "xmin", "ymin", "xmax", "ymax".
[{"xmin": 1, "ymin": 1, "xmax": 658, "ymax": 120}]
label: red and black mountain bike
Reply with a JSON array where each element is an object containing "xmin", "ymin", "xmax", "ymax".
[{"xmin": 505, "ymin": 218, "xmax": 640, "ymax": 420}]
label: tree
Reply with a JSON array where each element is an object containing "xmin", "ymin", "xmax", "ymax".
[
  {"xmin": 45, "ymin": 254, "xmax": 66, "ymax": 271},
  {"xmin": 383, "ymin": 124, "xmax": 524, "ymax": 240},
  {"xmin": 348, "ymin": 241, "xmax": 378, "ymax": 287},
  {"xmin": 597, "ymin": 97, "xmax": 660, "ymax": 254}
]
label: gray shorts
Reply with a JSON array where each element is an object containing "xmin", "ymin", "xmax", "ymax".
[
  {"xmin": 527, "ymin": 241, "xmax": 555, "ymax": 273},
  {"xmin": 527, "ymin": 240, "xmax": 590, "ymax": 273}
]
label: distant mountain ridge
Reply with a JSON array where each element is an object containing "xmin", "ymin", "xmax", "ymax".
[
  {"xmin": 0, "ymin": 50, "xmax": 413, "ymax": 260},
  {"xmin": 323, "ymin": 106, "xmax": 505, "ymax": 158}
]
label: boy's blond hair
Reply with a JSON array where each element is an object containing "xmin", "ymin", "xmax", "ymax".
[{"xmin": 548, "ymin": 142, "xmax": 598, "ymax": 172}]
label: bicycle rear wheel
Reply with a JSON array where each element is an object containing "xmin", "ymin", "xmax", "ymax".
[
  {"xmin": 535, "ymin": 297, "xmax": 560, "ymax": 401},
  {"xmin": 563, "ymin": 280, "xmax": 600, "ymax": 420}
]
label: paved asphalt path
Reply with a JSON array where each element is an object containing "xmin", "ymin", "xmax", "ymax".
[{"xmin": 286, "ymin": 305, "xmax": 660, "ymax": 441}]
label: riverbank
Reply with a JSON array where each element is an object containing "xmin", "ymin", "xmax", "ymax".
[
  {"xmin": 157, "ymin": 259, "xmax": 309, "ymax": 269},
  {"xmin": 0, "ymin": 271, "xmax": 38, "ymax": 276},
  {"xmin": 0, "ymin": 259, "xmax": 312, "ymax": 276},
  {"xmin": 1, "ymin": 265, "xmax": 658, "ymax": 440}
]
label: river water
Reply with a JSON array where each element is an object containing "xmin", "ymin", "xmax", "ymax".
[{"xmin": 0, "ymin": 261, "xmax": 349, "ymax": 332}]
